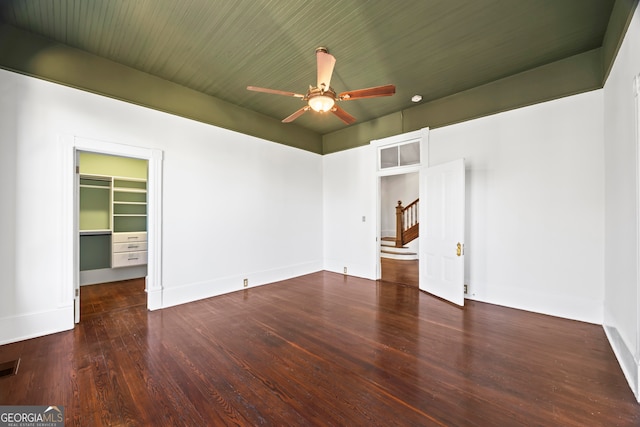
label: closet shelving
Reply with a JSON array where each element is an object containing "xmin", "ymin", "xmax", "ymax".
[
  {"xmin": 79, "ymin": 174, "xmax": 148, "ymax": 270},
  {"xmin": 111, "ymin": 178, "xmax": 148, "ymax": 268},
  {"xmin": 112, "ymin": 178, "xmax": 147, "ymax": 233}
]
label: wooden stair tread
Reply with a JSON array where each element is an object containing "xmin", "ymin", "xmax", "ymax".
[{"xmin": 381, "ymin": 249, "xmax": 417, "ymax": 255}]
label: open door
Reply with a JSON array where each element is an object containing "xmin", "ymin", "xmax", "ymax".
[
  {"xmin": 74, "ymin": 149, "xmax": 81, "ymax": 323},
  {"xmin": 420, "ymin": 159, "xmax": 465, "ymax": 306}
]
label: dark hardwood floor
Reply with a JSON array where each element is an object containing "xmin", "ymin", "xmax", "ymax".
[
  {"xmin": 80, "ymin": 278, "xmax": 147, "ymax": 319},
  {"xmin": 1, "ymin": 271, "xmax": 638, "ymax": 426},
  {"xmin": 381, "ymin": 257, "xmax": 418, "ymax": 287}
]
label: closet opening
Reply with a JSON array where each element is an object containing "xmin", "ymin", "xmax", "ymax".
[
  {"xmin": 76, "ymin": 151, "xmax": 149, "ymax": 320},
  {"xmin": 77, "ymin": 151, "xmax": 149, "ymax": 322}
]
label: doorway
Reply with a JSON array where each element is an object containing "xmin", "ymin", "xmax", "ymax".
[
  {"xmin": 373, "ymin": 128, "xmax": 466, "ymax": 306},
  {"xmin": 373, "ymin": 129, "xmax": 424, "ymax": 284},
  {"xmin": 78, "ymin": 151, "xmax": 149, "ymax": 320},
  {"xmin": 60, "ymin": 134, "xmax": 164, "ymax": 325},
  {"xmin": 380, "ymin": 172, "xmax": 419, "ymax": 287}
]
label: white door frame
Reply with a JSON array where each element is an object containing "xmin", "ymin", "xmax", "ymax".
[
  {"xmin": 634, "ymin": 73, "xmax": 640, "ymax": 397},
  {"xmin": 60, "ymin": 134, "xmax": 164, "ymax": 323},
  {"xmin": 372, "ymin": 128, "xmax": 429, "ymax": 279}
]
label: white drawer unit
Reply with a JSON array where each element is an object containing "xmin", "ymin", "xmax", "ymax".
[
  {"xmin": 112, "ymin": 251, "xmax": 148, "ymax": 268},
  {"xmin": 113, "ymin": 231, "xmax": 147, "ymax": 243},
  {"xmin": 113, "ymin": 241, "xmax": 148, "ymax": 253},
  {"xmin": 112, "ymin": 232, "xmax": 147, "ymax": 268}
]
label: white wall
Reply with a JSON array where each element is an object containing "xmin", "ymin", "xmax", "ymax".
[
  {"xmin": 0, "ymin": 73, "xmax": 18, "ymax": 327},
  {"xmin": 380, "ymin": 173, "xmax": 419, "ymax": 237},
  {"xmin": 430, "ymin": 90, "xmax": 604, "ymax": 323},
  {"xmin": 0, "ymin": 69, "xmax": 323, "ymax": 344},
  {"xmin": 323, "ymin": 90, "xmax": 605, "ymax": 323},
  {"xmin": 603, "ymin": 5, "xmax": 640, "ymax": 400},
  {"xmin": 323, "ymin": 145, "xmax": 377, "ymax": 279}
]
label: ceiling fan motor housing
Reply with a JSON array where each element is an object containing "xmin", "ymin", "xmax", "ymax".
[{"xmin": 307, "ymin": 87, "xmax": 336, "ymax": 112}]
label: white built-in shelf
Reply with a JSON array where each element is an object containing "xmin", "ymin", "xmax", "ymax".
[
  {"xmin": 80, "ymin": 229, "xmax": 112, "ymax": 236},
  {"xmin": 114, "ymin": 187, "xmax": 147, "ymax": 193},
  {"xmin": 80, "ymin": 176, "xmax": 111, "ymax": 187},
  {"xmin": 80, "ymin": 184, "xmax": 111, "ymax": 190}
]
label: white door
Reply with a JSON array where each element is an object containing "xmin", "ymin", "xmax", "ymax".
[
  {"xmin": 420, "ymin": 159, "xmax": 465, "ymax": 306},
  {"xmin": 74, "ymin": 150, "xmax": 81, "ymax": 323}
]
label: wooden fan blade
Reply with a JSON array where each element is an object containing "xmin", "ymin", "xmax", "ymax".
[
  {"xmin": 282, "ymin": 106, "xmax": 310, "ymax": 123},
  {"xmin": 331, "ymin": 105, "xmax": 357, "ymax": 125},
  {"xmin": 317, "ymin": 50, "xmax": 336, "ymax": 90},
  {"xmin": 247, "ymin": 86, "xmax": 304, "ymax": 98},
  {"xmin": 338, "ymin": 84, "xmax": 396, "ymax": 100}
]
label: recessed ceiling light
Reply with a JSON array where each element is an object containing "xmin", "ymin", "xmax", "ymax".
[{"xmin": 411, "ymin": 95, "xmax": 422, "ymax": 103}]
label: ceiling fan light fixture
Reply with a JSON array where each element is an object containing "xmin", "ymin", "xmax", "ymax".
[{"xmin": 308, "ymin": 94, "xmax": 335, "ymax": 112}]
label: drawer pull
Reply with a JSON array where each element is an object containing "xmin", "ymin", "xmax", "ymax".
[
  {"xmin": 127, "ymin": 245, "xmax": 139, "ymax": 249},
  {"xmin": 128, "ymin": 257, "xmax": 139, "ymax": 261},
  {"xmin": 127, "ymin": 236, "xmax": 139, "ymax": 240}
]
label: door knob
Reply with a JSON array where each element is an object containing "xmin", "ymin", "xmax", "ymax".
[{"xmin": 456, "ymin": 242, "xmax": 462, "ymax": 257}]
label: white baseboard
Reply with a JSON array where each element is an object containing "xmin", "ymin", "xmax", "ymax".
[
  {"xmin": 80, "ymin": 266, "xmax": 147, "ymax": 285},
  {"xmin": 603, "ymin": 323, "xmax": 639, "ymax": 401},
  {"xmin": 0, "ymin": 306, "xmax": 74, "ymax": 345},
  {"xmin": 161, "ymin": 261, "xmax": 323, "ymax": 309},
  {"xmin": 323, "ymin": 258, "xmax": 376, "ymax": 280},
  {"xmin": 465, "ymin": 282, "xmax": 603, "ymax": 324},
  {"xmin": 147, "ymin": 287, "xmax": 162, "ymax": 311}
]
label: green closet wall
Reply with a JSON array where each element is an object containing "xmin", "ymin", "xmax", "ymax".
[
  {"xmin": 79, "ymin": 178, "xmax": 111, "ymax": 231},
  {"xmin": 79, "ymin": 152, "xmax": 147, "ymax": 178}
]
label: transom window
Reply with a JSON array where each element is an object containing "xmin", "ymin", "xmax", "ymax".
[{"xmin": 379, "ymin": 140, "xmax": 420, "ymax": 170}]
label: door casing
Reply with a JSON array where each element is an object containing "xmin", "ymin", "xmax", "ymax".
[
  {"xmin": 60, "ymin": 134, "xmax": 164, "ymax": 324},
  {"xmin": 372, "ymin": 128, "xmax": 428, "ymax": 280}
]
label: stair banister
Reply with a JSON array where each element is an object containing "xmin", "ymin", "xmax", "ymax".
[{"xmin": 395, "ymin": 199, "xmax": 420, "ymax": 248}]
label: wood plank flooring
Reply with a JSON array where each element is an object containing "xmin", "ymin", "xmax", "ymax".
[
  {"xmin": 80, "ymin": 278, "xmax": 147, "ymax": 319},
  {"xmin": 1, "ymin": 271, "xmax": 638, "ymax": 426},
  {"xmin": 381, "ymin": 257, "xmax": 418, "ymax": 287}
]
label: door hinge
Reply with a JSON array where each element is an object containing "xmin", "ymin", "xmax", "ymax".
[
  {"xmin": 75, "ymin": 165, "xmax": 80, "ymax": 174},
  {"xmin": 75, "ymin": 288, "xmax": 79, "ymax": 298}
]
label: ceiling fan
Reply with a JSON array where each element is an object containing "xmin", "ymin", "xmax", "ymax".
[{"xmin": 247, "ymin": 47, "xmax": 396, "ymax": 125}]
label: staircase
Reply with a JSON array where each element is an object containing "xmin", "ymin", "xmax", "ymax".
[
  {"xmin": 395, "ymin": 199, "xmax": 419, "ymax": 246},
  {"xmin": 380, "ymin": 237, "xmax": 418, "ymax": 260},
  {"xmin": 381, "ymin": 198, "xmax": 420, "ymax": 260}
]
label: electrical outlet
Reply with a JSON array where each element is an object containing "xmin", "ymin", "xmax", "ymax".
[
  {"xmin": 243, "ymin": 278, "xmax": 248, "ymax": 287},
  {"xmin": 343, "ymin": 267, "xmax": 347, "ymax": 274},
  {"xmin": 464, "ymin": 284, "xmax": 468, "ymax": 294}
]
